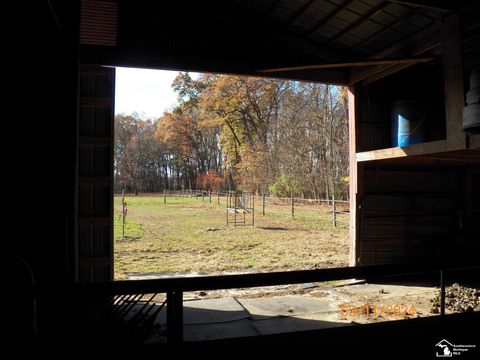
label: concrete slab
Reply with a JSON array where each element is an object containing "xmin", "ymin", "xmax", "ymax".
[
  {"xmin": 298, "ymin": 282, "xmax": 317, "ymax": 289},
  {"xmin": 143, "ymin": 283, "xmax": 441, "ymax": 343},
  {"xmin": 252, "ymin": 315, "xmax": 351, "ymax": 335},
  {"xmin": 238, "ymin": 295, "xmax": 337, "ymax": 320},
  {"xmin": 184, "ymin": 319, "xmax": 259, "ymax": 341},
  {"xmin": 156, "ymin": 296, "xmax": 250, "ymax": 325}
]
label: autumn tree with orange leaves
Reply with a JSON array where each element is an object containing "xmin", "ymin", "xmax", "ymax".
[{"xmin": 115, "ymin": 72, "xmax": 349, "ymax": 200}]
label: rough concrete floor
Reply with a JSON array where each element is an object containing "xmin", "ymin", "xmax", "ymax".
[{"xmin": 142, "ymin": 281, "xmax": 441, "ymax": 343}]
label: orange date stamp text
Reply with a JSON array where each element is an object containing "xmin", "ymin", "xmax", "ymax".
[{"xmin": 339, "ymin": 303, "xmax": 416, "ymax": 317}]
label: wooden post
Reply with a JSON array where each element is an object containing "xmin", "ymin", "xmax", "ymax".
[
  {"xmin": 164, "ymin": 189, "xmax": 167, "ymax": 205},
  {"xmin": 262, "ymin": 193, "xmax": 266, "ymax": 215},
  {"xmin": 442, "ymin": 15, "xmax": 466, "ymax": 151},
  {"xmin": 209, "ymin": 189, "xmax": 212, "ymax": 203},
  {"xmin": 252, "ymin": 193, "xmax": 255, "ymax": 227},
  {"xmin": 348, "ymin": 84, "xmax": 363, "ymax": 266},
  {"xmin": 166, "ymin": 290, "xmax": 183, "ymax": 344},
  {"xmin": 291, "ymin": 193, "xmax": 294, "ymax": 219},
  {"xmin": 121, "ymin": 190, "xmax": 127, "ymax": 241},
  {"xmin": 202, "ymin": 190, "xmax": 204, "ymax": 202},
  {"xmin": 217, "ymin": 192, "xmax": 220, "ymax": 205},
  {"xmin": 333, "ymin": 199, "xmax": 337, "ymax": 227}
]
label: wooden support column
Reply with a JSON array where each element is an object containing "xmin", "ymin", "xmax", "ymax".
[
  {"xmin": 348, "ymin": 85, "xmax": 363, "ymax": 266},
  {"xmin": 442, "ymin": 15, "xmax": 466, "ymax": 151}
]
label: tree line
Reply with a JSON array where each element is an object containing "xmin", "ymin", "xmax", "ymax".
[{"xmin": 114, "ymin": 73, "xmax": 349, "ymax": 200}]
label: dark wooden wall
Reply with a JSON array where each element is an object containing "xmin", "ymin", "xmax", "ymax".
[
  {"xmin": 77, "ymin": 65, "xmax": 115, "ymax": 282},
  {"xmin": 4, "ymin": 2, "xmax": 79, "ymax": 283},
  {"xmin": 358, "ymin": 164, "xmax": 480, "ymax": 265},
  {"xmin": 4, "ymin": 1, "xmax": 80, "ymax": 352}
]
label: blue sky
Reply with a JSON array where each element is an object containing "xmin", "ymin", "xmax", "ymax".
[{"xmin": 115, "ymin": 67, "xmax": 199, "ymax": 119}]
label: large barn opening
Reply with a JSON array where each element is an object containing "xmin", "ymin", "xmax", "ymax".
[{"xmin": 112, "ymin": 67, "xmax": 351, "ymax": 282}]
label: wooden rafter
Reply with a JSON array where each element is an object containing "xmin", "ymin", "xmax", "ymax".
[
  {"xmin": 304, "ymin": 0, "xmax": 355, "ymax": 38},
  {"xmin": 373, "ymin": 21, "xmax": 441, "ymax": 59},
  {"xmin": 350, "ymin": 8, "xmax": 420, "ymax": 53},
  {"xmin": 282, "ymin": 0, "xmax": 317, "ymax": 29},
  {"xmin": 384, "ymin": 0, "xmax": 455, "ymax": 12},
  {"xmin": 327, "ymin": 2, "xmax": 389, "ymax": 45},
  {"xmin": 349, "ymin": 21, "xmax": 442, "ymax": 84},
  {"xmin": 258, "ymin": 57, "xmax": 433, "ymax": 73}
]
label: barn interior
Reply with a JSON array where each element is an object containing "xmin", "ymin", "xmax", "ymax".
[{"xmin": 5, "ymin": 0, "xmax": 480, "ymax": 358}]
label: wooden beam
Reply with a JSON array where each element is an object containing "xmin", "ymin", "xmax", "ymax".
[
  {"xmin": 373, "ymin": 21, "xmax": 442, "ymax": 59},
  {"xmin": 442, "ymin": 15, "xmax": 466, "ymax": 150},
  {"xmin": 348, "ymin": 85, "xmax": 356, "ymax": 266},
  {"xmin": 349, "ymin": 21, "xmax": 441, "ymax": 84},
  {"xmin": 253, "ymin": 68, "xmax": 349, "ymax": 84},
  {"xmin": 326, "ymin": 2, "xmax": 389, "ymax": 45},
  {"xmin": 304, "ymin": 0, "xmax": 355, "ymax": 38},
  {"xmin": 350, "ymin": 64, "xmax": 396, "ymax": 84},
  {"xmin": 283, "ymin": 0, "xmax": 317, "ymax": 29},
  {"xmin": 356, "ymin": 140, "xmax": 447, "ymax": 162},
  {"xmin": 357, "ymin": 43, "xmax": 442, "ymax": 84},
  {"xmin": 258, "ymin": 57, "xmax": 433, "ymax": 73},
  {"xmin": 351, "ymin": 9, "xmax": 419, "ymax": 53},
  {"xmin": 361, "ymin": 63, "xmax": 413, "ymax": 85},
  {"xmin": 348, "ymin": 85, "xmax": 361, "ymax": 266},
  {"xmin": 384, "ymin": 0, "xmax": 457, "ymax": 12}
]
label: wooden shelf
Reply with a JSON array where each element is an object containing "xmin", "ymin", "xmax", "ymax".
[{"xmin": 356, "ymin": 140, "xmax": 447, "ymax": 162}]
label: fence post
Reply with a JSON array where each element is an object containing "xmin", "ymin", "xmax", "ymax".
[
  {"xmin": 202, "ymin": 190, "xmax": 204, "ymax": 202},
  {"xmin": 209, "ymin": 189, "xmax": 212, "ymax": 203},
  {"xmin": 164, "ymin": 189, "xmax": 167, "ymax": 205},
  {"xmin": 217, "ymin": 192, "xmax": 220, "ymax": 205},
  {"xmin": 121, "ymin": 190, "xmax": 127, "ymax": 241},
  {"xmin": 332, "ymin": 198, "xmax": 337, "ymax": 227},
  {"xmin": 262, "ymin": 193, "xmax": 266, "ymax": 215},
  {"xmin": 291, "ymin": 193, "xmax": 294, "ymax": 219},
  {"xmin": 252, "ymin": 193, "xmax": 255, "ymax": 227}
]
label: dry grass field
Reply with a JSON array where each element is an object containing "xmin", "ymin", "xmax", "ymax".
[{"xmin": 114, "ymin": 194, "xmax": 349, "ymax": 279}]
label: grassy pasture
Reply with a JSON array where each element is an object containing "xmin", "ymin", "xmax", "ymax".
[{"xmin": 114, "ymin": 194, "xmax": 349, "ymax": 279}]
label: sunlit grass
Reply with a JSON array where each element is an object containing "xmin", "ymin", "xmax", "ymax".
[{"xmin": 114, "ymin": 194, "xmax": 349, "ymax": 279}]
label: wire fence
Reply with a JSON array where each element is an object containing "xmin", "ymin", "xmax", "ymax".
[{"xmin": 116, "ymin": 190, "xmax": 350, "ymax": 227}]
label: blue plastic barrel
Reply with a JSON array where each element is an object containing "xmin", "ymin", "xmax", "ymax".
[{"xmin": 391, "ymin": 100, "xmax": 426, "ymax": 147}]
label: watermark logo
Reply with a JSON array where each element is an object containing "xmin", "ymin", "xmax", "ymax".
[
  {"xmin": 435, "ymin": 339, "xmax": 476, "ymax": 357},
  {"xmin": 436, "ymin": 339, "xmax": 453, "ymax": 357}
]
